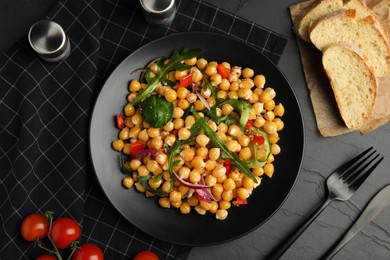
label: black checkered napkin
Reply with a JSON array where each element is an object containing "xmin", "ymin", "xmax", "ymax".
[{"xmin": 0, "ymin": 0, "xmax": 288, "ymax": 259}]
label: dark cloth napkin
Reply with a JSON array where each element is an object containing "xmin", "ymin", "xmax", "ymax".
[{"xmin": 0, "ymin": 0, "xmax": 288, "ymax": 259}]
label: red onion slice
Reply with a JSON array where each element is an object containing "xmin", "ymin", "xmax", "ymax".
[
  {"xmin": 173, "ymin": 171, "xmax": 211, "ymax": 189},
  {"xmin": 131, "ymin": 148, "xmax": 164, "ymax": 159}
]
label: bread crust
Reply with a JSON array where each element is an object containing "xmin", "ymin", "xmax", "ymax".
[{"xmin": 294, "ymin": 0, "xmax": 389, "ymax": 43}]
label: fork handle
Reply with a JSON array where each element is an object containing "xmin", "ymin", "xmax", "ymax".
[{"xmin": 267, "ymin": 198, "xmax": 333, "ymax": 260}]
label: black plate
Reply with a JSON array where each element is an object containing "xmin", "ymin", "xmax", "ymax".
[{"xmin": 89, "ymin": 31, "xmax": 304, "ymax": 246}]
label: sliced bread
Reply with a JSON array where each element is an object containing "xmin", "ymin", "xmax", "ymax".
[
  {"xmin": 294, "ymin": 0, "xmax": 389, "ymax": 43},
  {"xmin": 309, "ymin": 9, "xmax": 390, "ymax": 77},
  {"xmin": 322, "ymin": 44, "xmax": 377, "ymax": 129}
]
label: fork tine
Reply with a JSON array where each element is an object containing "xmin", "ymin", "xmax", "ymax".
[
  {"xmin": 337, "ymin": 147, "xmax": 374, "ymax": 180},
  {"xmin": 341, "ymin": 149, "xmax": 376, "ymax": 182},
  {"xmin": 348, "ymin": 155, "xmax": 384, "ymax": 189}
]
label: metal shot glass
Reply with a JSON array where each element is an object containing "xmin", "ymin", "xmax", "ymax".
[
  {"xmin": 28, "ymin": 20, "xmax": 71, "ymax": 62},
  {"xmin": 139, "ymin": 0, "xmax": 176, "ymax": 26}
]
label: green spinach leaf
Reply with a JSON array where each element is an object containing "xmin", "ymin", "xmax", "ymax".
[{"xmin": 140, "ymin": 95, "xmax": 173, "ymax": 128}]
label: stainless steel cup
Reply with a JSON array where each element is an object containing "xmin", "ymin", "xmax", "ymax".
[
  {"xmin": 28, "ymin": 20, "xmax": 71, "ymax": 62},
  {"xmin": 139, "ymin": 0, "xmax": 176, "ymax": 26}
]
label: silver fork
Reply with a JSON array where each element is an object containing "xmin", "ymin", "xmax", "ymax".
[{"xmin": 267, "ymin": 147, "xmax": 384, "ymax": 260}]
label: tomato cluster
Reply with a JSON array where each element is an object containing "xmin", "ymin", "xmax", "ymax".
[{"xmin": 20, "ymin": 212, "xmax": 103, "ymax": 260}]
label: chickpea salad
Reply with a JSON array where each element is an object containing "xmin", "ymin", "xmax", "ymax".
[{"xmin": 111, "ymin": 48, "xmax": 285, "ymax": 220}]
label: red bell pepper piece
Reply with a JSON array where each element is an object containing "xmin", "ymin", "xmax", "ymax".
[
  {"xmin": 224, "ymin": 158, "xmax": 232, "ymax": 174},
  {"xmin": 217, "ymin": 64, "xmax": 230, "ymax": 78},
  {"xmin": 130, "ymin": 141, "xmax": 145, "ymax": 154},
  {"xmin": 179, "ymin": 74, "xmax": 192, "ymax": 87},
  {"xmin": 244, "ymin": 119, "xmax": 254, "ymax": 129},
  {"xmin": 116, "ymin": 114, "xmax": 125, "ymax": 129},
  {"xmin": 253, "ymin": 135, "xmax": 265, "ymax": 146},
  {"xmin": 233, "ymin": 198, "xmax": 248, "ymax": 206}
]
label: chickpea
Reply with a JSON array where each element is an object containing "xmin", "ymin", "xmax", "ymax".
[
  {"xmin": 129, "ymin": 80, "xmax": 141, "ymax": 92},
  {"xmin": 196, "ymin": 134, "xmax": 210, "ymax": 147},
  {"xmin": 222, "ymin": 190, "xmax": 233, "ymax": 201},
  {"xmin": 273, "ymin": 118, "xmax": 284, "ymax": 131},
  {"xmin": 180, "ymin": 202, "xmax": 191, "ymax": 214},
  {"xmin": 209, "ymin": 201, "xmax": 219, "ymax": 214},
  {"xmin": 194, "ymin": 100, "xmax": 206, "ymax": 111},
  {"xmin": 159, "ymin": 197, "xmax": 171, "ymax": 208},
  {"xmin": 196, "ymin": 147, "xmax": 209, "ymax": 159},
  {"xmin": 219, "ymin": 200, "xmax": 231, "ymax": 210},
  {"xmin": 274, "ymin": 103, "xmax": 285, "ymax": 117},
  {"xmin": 131, "ymin": 113, "xmax": 143, "ymax": 125},
  {"xmin": 252, "ymin": 168, "xmax": 264, "ymax": 177},
  {"xmin": 228, "ymin": 124, "xmax": 241, "ymax": 137},
  {"xmin": 184, "ymin": 57, "xmax": 197, "ymax": 66},
  {"xmin": 178, "ymin": 167, "xmax": 190, "ymax": 179},
  {"xmin": 177, "ymin": 87, "xmax": 189, "ymax": 99},
  {"xmin": 124, "ymin": 103, "xmax": 135, "ymax": 116},
  {"xmin": 191, "ymin": 156, "xmax": 205, "ymax": 169},
  {"xmin": 148, "ymin": 176, "xmax": 162, "ymax": 189},
  {"xmin": 263, "ymin": 121, "xmax": 278, "ymax": 135},
  {"xmin": 195, "ymin": 205, "xmax": 206, "ymax": 215},
  {"xmin": 254, "ymin": 74, "xmax": 266, "ymax": 88},
  {"xmin": 165, "ymin": 89, "xmax": 177, "ymax": 102},
  {"xmin": 205, "ymin": 160, "xmax": 217, "ymax": 171},
  {"xmin": 196, "ymin": 58, "xmax": 208, "ymax": 70},
  {"xmin": 264, "ymin": 100, "xmax": 275, "ymax": 111},
  {"xmin": 264, "ymin": 163, "xmax": 274, "ymax": 178},
  {"xmin": 223, "ymin": 178, "xmax": 236, "ymax": 191},
  {"xmin": 219, "ymin": 78, "xmax": 230, "ymax": 91},
  {"xmin": 205, "ymin": 65, "xmax": 217, "ymax": 76},
  {"xmin": 188, "ymin": 196, "xmax": 199, "ymax": 207},
  {"xmin": 237, "ymin": 187, "xmax": 249, "ymax": 200},
  {"xmin": 239, "ymin": 147, "xmax": 252, "ymax": 160},
  {"xmin": 181, "ymin": 148, "xmax": 195, "ymax": 162},
  {"xmin": 169, "ymin": 190, "xmax": 182, "ymax": 203},
  {"xmin": 129, "ymin": 159, "xmax": 142, "ymax": 170},
  {"xmin": 173, "ymin": 118, "xmax": 184, "ymax": 129},
  {"xmin": 238, "ymin": 135, "xmax": 250, "ymax": 147},
  {"xmin": 216, "ymin": 209, "xmax": 228, "ymax": 220},
  {"xmin": 122, "ymin": 176, "xmax": 134, "ymax": 189},
  {"xmin": 178, "ymin": 128, "xmax": 191, "ymax": 140},
  {"xmin": 271, "ymin": 143, "xmax": 281, "ymax": 155},
  {"xmin": 112, "ymin": 139, "xmax": 124, "ymax": 151},
  {"xmin": 200, "ymin": 200, "xmax": 212, "ymax": 211},
  {"xmin": 177, "ymin": 98, "xmax": 190, "ymax": 109},
  {"xmin": 191, "ymin": 67, "xmax": 203, "ymax": 82},
  {"xmin": 209, "ymin": 148, "xmax": 221, "ymax": 161},
  {"xmin": 242, "ymin": 68, "xmax": 254, "ymax": 78}
]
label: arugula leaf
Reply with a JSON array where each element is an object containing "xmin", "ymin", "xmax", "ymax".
[
  {"xmin": 189, "ymin": 106, "xmax": 257, "ymax": 183},
  {"xmin": 137, "ymin": 174, "xmax": 166, "ymax": 196},
  {"xmin": 166, "ymin": 116, "xmax": 206, "ymax": 184},
  {"xmin": 119, "ymin": 154, "xmax": 132, "ymax": 175},
  {"xmin": 131, "ymin": 48, "xmax": 202, "ymax": 106}
]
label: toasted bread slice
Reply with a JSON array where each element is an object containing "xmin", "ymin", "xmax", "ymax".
[
  {"xmin": 310, "ymin": 9, "xmax": 390, "ymax": 77},
  {"xmin": 294, "ymin": 0, "xmax": 389, "ymax": 43},
  {"xmin": 322, "ymin": 44, "xmax": 377, "ymax": 129}
]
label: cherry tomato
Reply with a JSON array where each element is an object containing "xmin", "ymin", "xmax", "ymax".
[
  {"xmin": 133, "ymin": 250, "xmax": 159, "ymax": 260},
  {"xmin": 35, "ymin": 255, "xmax": 56, "ymax": 260},
  {"xmin": 232, "ymin": 198, "xmax": 248, "ymax": 207},
  {"xmin": 50, "ymin": 217, "xmax": 81, "ymax": 249},
  {"xmin": 72, "ymin": 243, "xmax": 104, "ymax": 260},
  {"xmin": 21, "ymin": 214, "xmax": 49, "ymax": 242}
]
